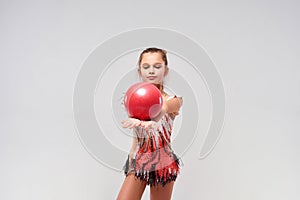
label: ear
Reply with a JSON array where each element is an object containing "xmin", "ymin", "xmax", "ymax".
[{"xmin": 137, "ymin": 68, "xmax": 141, "ymax": 77}]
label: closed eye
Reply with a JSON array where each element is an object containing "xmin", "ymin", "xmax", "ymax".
[{"xmin": 141, "ymin": 63, "xmax": 164, "ymax": 69}]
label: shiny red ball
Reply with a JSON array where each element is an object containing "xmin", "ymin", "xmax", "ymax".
[{"xmin": 124, "ymin": 82, "xmax": 163, "ymax": 120}]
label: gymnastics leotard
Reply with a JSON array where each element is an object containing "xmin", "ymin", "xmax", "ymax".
[{"xmin": 123, "ymin": 95, "xmax": 183, "ymax": 187}]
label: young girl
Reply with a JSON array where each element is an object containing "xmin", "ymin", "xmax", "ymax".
[{"xmin": 117, "ymin": 47, "xmax": 183, "ymax": 200}]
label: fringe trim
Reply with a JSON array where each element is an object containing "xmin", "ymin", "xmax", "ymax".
[{"xmin": 123, "ymin": 153, "xmax": 183, "ymax": 187}]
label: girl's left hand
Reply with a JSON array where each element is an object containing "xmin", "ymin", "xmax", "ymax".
[{"xmin": 140, "ymin": 121, "xmax": 159, "ymax": 130}]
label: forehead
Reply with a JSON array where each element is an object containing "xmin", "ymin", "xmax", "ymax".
[{"xmin": 140, "ymin": 52, "xmax": 164, "ymax": 64}]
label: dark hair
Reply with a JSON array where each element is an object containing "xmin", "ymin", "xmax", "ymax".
[{"xmin": 137, "ymin": 47, "xmax": 168, "ymax": 66}]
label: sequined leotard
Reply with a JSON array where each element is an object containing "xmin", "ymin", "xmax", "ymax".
[{"xmin": 123, "ymin": 96, "xmax": 182, "ymax": 187}]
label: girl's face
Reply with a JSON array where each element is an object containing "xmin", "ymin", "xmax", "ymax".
[{"xmin": 138, "ymin": 52, "xmax": 168, "ymax": 85}]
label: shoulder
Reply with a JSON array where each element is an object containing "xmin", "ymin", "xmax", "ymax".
[
  {"xmin": 162, "ymin": 92, "xmax": 183, "ymax": 119},
  {"xmin": 165, "ymin": 94, "xmax": 183, "ymax": 106}
]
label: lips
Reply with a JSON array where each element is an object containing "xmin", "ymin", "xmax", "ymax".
[{"xmin": 147, "ymin": 76, "xmax": 157, "ymax": 80}]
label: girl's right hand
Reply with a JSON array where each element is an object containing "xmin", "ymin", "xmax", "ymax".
[{"xmin": 121, "ymin": 118, "xmax": 141, "ymax": 129}]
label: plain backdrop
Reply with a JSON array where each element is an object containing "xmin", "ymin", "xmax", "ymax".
[{"xmin": 1, "ymin": 0, "xmax": 300, "ymax": 199}]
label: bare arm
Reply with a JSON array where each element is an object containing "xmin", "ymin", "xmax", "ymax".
[
  {"xmin": 121, "ymin": 96, "xmax": 183, "ymax": 129},
  {"xmin": 152, "ymin": 96, "xmax": 183, "ymax": 122}
]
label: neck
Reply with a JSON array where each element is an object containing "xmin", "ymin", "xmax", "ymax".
[{"xmin": 153, "ymin": 83, "xmax": 166, "ymax": 96}]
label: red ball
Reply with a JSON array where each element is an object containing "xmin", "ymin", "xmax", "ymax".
[{"xmin": 124, "ymin": 82, "xmax": 163, "ymax": 120}]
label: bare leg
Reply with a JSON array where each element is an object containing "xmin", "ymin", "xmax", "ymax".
[
  {"xmin": 117, "ymin": 173, "xmax": 147, "ymax": 200},
  {"xmin": 150, "ymin": 181, "xmax": 175, "ymax": 200}
]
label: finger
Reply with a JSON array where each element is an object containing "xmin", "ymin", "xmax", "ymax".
[
  {"xmin": 141, "ymin": 122, "xmax": 147, "ymax": 128},
  {"xmin": 140, "ymin": 122, "xmax": 145, "ymax": 128},
  {"xmin": 122, "ymin": 121, "xmax": 131, "ymax": 128},
  {"xmin": 122, "ymin": 123, "xmax": 129, "ymax": 128},
  {"xmin": 121, "ymin": 120, "xmax": 128, "ymax": 125},
  {"xmin": 128, "ymin": 122, "xmax": 136, "ymax": 129}
]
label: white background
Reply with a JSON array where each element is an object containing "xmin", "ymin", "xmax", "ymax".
[{"xmin": 1, "ymin": 0, "xmax": 300, "ymax": 199}]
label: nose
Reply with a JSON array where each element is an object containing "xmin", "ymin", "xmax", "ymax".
[{"xmin": 149, "ymin": 66, "xmax": 155, "ymax": 74}]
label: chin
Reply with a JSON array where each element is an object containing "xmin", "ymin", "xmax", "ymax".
[
  {"xmin": 149, "ymin": 81, "xmax": 160, "ymax": 85},
  {"xmin": 143, "ymin": 80, "xmax": 155, "ymax": 83},
  {"xmin": 142, "ymin": 79, "xmax": 161, "ymax": 85}
]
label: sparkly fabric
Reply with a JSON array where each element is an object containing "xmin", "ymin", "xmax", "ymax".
[{"xmin": 123, "ymin": 109, "xmax": 183, "ymax": 187}]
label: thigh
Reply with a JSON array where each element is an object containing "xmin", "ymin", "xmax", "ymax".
[
  {"xmin": 117, "ymin": 173, "xmax": 147, "ymax": 200},
  {"xmin": 150, "ymin": 181, "xmax": 175, "ymax": 200}
]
